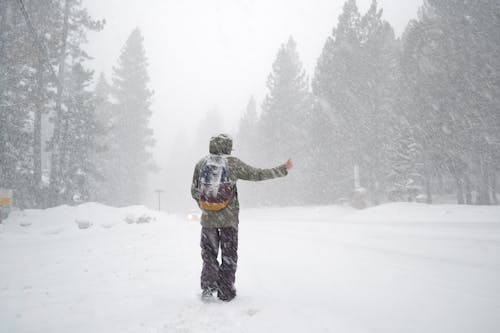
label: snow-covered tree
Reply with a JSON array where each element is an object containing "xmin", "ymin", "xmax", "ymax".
[
  {"xmin": 236, "ymin": 96, "xmax": 259, "ymax": 161},
  {"xmin": 110, "ymin": 28, "xmax": 155, "ymax": 206},
  {"xmin": 0, "ymin": 0, "xmax": 84, "ymax": 208},
  {"xmin": 400, "ymin": 0, "xmax": 500, "ymax": 204},
  {"xmin": 258, "ymin": 37, "xmax": 312, "ymax": 205},
  {"xmin": 88, "ymin": 73, "xmax": 118, "ymax": 203},
  {"xmin": 57, "ymin": 63, "xmax": 106, "ymax": 203},
  {"xmin": 386, "ymin": 118, "xmax": 423, "ymax": 202},
  {"xmin": 313, "ymin": 0, "xmax": 399, "ymax": 205},
  {"xmin": 48, "ymin": 0, "xmax": 104, "ymax": 206},
  {"xmin": 26, "ymin": 0, "xmax": 62, "ymax": 202},
  {"xmin": 0, "ymin": 0, "xmax": 36, "ymax": 207},
  {"xmin": 234, "ymin": 96, "xmax": 261, "ymax": 207},
  {"xmin": 357, "ymin": 0, "xmax": 400, "ymax": 204}
]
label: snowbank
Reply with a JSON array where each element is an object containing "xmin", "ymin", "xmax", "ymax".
[
  {"xmin": 0, "ymin": 202, "xmax": 166, "ymax": 235},
  {"xmin": 343, "ymin": 202, "xmax": 500, "ymax": 224}
]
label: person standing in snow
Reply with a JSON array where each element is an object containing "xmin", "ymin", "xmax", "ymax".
[{"xmin": 191, "ymin": 134, "xmax": 292, "ymax": 302}]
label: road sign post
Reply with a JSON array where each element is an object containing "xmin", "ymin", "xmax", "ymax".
[{"xmin": 154, "ymin": 189, "xmax": 164, "ymax": 212}]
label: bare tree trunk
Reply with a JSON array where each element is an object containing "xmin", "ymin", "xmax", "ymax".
[
  {"xmin": 59, "ymin": 109, "xmax": 70, "ymax": 203},
  {"xmin": 455, "ymin": 177, "xmax": 464, "ymax": 204},
  {"xmin": 49, "ymin": 0, "xmax": 70, "ymax": 205},
  {"xmin": 371, "ymin": 121, "xmax": 381, "ymax": 205},
  {"xmin": 369, "ymin": 169, "xmax": 379, "ymax": 205},
  {"xmin": 425, "ymin": 173, "xmax": 432, "ymax": 204},
  {"xmin": 464, "ymin": 175, "xmax": 472, "ymax": 205},
  {"xmin": 0, "ymin": 1, "xmax": 8, "ymax": 185},
  {"xmin": 483, "ymin": 166, "xmax": 491, "ymax": 205},
  {"xmin": 423, "ymin": 159, "xmax": 432, "ymax": 204},
  {"xmin": 33, "ymin": 58, "xmax": 44, "ymax": 202},
  {"xmin": 437, "ymin": 171, "xmax": 444, "ymax": 195},
  {"xmin": 492, "ymin": 170, "xmax": 498, "ymax": 205},
  {"xmin": 477, "ymin": 157, "xmax": 491, "ymax": 205}
]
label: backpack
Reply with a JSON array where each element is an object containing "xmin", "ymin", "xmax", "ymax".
[{"xmin": 198, "ymin": 155, "xmax": 235, "ymax": 211}]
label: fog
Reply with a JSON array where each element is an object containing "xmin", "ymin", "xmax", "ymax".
[
  {"xmin": 2, "ymin": 3, "xmax": 500, "ymax": 330},
  {"xmin": 85, "ymin": 0, "xmax": 420, "ymax": 145},
  {"xmin": 2, "ymin": 0, "xmax": 498, "ymax": 213},
  {"xmin": 84, "ymin": 0, "xmax": 421, "ymax": 209}
]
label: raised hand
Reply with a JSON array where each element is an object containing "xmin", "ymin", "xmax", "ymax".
[{"xmin": 286, "ymin": 159, "xmax": 293, "ymax": 170}]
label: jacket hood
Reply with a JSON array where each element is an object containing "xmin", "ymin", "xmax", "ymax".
[{"xmin": 209, "ymin": 134, "xmax": 233, "ymax": 155}]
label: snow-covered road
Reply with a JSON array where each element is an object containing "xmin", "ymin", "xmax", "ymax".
[{"xmin": 1, "ymin": 203, "xmax": 499, "ymax": 332}]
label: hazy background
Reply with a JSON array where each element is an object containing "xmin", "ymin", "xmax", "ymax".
[{"xmin": 83, "ymin": 0, "xmax": 422, "ymax": 208}]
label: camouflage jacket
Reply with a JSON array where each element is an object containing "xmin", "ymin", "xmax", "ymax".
[{"xmin": 191, "ymin": 156, "xmax": 288, "ymax": 228}]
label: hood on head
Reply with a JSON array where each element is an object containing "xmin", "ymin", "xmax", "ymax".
[{"xmin": 209, "ymin": 134, "xmax": 233, "ymax": 155}]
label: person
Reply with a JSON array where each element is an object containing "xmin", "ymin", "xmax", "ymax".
[{"xmin": 191, "ymin": 134, "xmax": 292, "ymax": 302}]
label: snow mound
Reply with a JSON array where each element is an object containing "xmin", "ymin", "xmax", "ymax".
[
  {"xmin": 1, "ymin": 202, "xmax": 165, "ymax": 235},
  {"xmin": 343, "ymin": 202, "xmax": 500, "ymax": 224}
]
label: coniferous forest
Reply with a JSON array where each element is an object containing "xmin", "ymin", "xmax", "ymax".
[
  {"xmin": 0, "ymin": 0, "xmax": 154, "ymax": 208},
  {"xmin": 1, "ymin": 0, "xmax": 499, "ymax": 210},
  {"xmin": 231, "ymin": 0, "xmax": 500, "ymax": 208}
]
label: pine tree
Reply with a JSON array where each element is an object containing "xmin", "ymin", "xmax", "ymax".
[
  {"xmin": 236, "ymin": 96, "xmax": 258, "ymax": 161},
  {"xmin": 26, "ymin": 0, "xmax": 62, "ymax": 205},
  {"xmin": 259, "ymin": 37, "xmax": 311, "ymax": 205},
  {"xmin": 58, "ymin": 63, "xmax": 106, "ymax": 203},
  {"xmin": 400, "ymin": 0, "xmax": 500, "ymax": 204},
  {"xmin": 235, "ymin": 96, "xmax": 260, "ymax": 207},
  {"xmin": 358, "ymin": 0, "xmax": 400, "ymax": 204},
  {"xmin": 94, "ymin": 73, "xmax": 113, "ymax": 129},
  {"xmin": 0, "ymin": 0, "xmax": 34, "ymax": 207},
  {"xmin": 307, "ymin": 99, "xmax": 343, "ymax": 204},
  {"xmin": 48, "ymin": 0, "xmax": 104, "ymax": 206},
  {"xmin": 89, "ymin": 73, "xmax": 117, "ymax": 203},
  {"xmin": 0, "ymin": 0, "xmax": 103, "ymax": 207},
  {"xmin": 313, "ymin": 0, "xmax": 362, "ymax": 202},
  {"xmin": 0, "ymin": 0, "xmax": 62, "ymax": 207},
  {"xmin": 313, "ymin": 0, "xmax": 399, "ymax": 204},
  {"xmin": 110, "ymin": 28, "xmax": 155, "ymax": 206},
  {"xmin": 386, "ymin": 118, "xmax": 423, "ymax": 202}
]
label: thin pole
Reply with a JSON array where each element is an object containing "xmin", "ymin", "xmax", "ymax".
[{"xmin": 154, "ymin": 190, "xmax": 164, "ymax": 212}]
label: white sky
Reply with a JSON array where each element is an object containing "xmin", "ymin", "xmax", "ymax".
[{"xmin": 84, "ymin": 0, "xmax": 421, "ymax": 166}]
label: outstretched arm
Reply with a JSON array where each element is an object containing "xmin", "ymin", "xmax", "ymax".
[{"xmin": 232, "ymin": 158, "xmax": 291, "ymax": 181}]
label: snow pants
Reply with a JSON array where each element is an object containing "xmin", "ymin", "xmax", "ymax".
[{"xmin": 200, "ymin": 226, "xmax": 238, "ymax": 300}]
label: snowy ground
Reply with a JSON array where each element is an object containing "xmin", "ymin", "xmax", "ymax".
[{"xmin": 1, "ymin": 202, "xmax": 499, "ymax": 333}]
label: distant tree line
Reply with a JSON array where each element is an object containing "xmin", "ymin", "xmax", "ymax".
[
  {"xmin": 235, "ymin": 0, "xmax": 500, "ymax": 206},
  {"xmin": 3, "ymin": 0, "xmax": 497, "ymax": 210},
  {"xmin": 0, "ymin": 0, "xmax": 155, "ymax": 208}
]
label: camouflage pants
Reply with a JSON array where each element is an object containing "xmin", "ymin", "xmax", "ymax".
[{"xmin": 200, "ymin": 226, "xmax": 238, "ymax": 300}]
